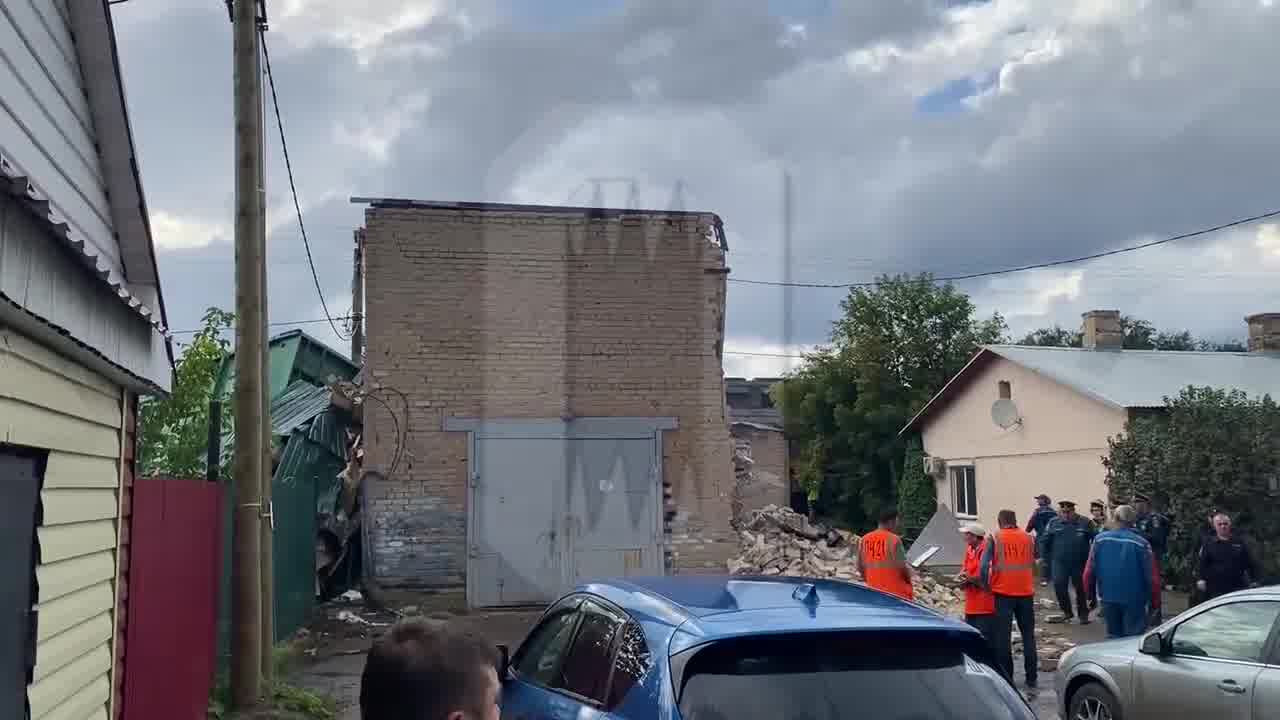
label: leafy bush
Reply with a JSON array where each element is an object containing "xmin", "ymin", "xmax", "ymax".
[
  {"xmin": 1104, "ymin": 386, "xmax": 1280, "ymax": 586},
  {"xmin": 897, "ymin": 438, "xmax": 936, "ymax": 539}
]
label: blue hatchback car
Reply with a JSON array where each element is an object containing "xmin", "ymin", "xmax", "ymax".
[{"xmin": 497, "ymin": 575, "xmax": 1036, "ymax": 719}]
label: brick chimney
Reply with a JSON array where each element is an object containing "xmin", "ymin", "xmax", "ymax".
[
  {"xmin": 1081, "ymin": 310, "xmax": 1123, "ymax": 350},
  {"xmin": 1246, "ymin": 313, "xmax": 1280, "ymax": 353}
]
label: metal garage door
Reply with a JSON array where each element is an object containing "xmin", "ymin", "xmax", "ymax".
[{"xmin": 450, "ymin": 417, "xmax": 674, "ymax": 608}]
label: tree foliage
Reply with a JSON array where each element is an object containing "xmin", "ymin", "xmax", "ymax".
[
  {"xmin": 774, "ymin": 274, "xmax": 1005, "ymax": 531},
  {"xmin": 1018, "ymin": 315, "xmax": 1244, "ymax": 351},
  {"xmin": 138, "ymin": 307, "xmax": 235, "ymax": 478},
  {"xmin": 897, "ymin": 438, "xmax": 936, "ymax": 539},
  {"xmin": 1103, "ymin": 387, "xmax": 1280, "ymax": 585}
]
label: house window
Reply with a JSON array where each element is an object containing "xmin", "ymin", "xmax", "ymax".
[
  {"xmin": 998, "ymin": 381, "xmax": 1011, "ymax": 399},
  {"xmin": 951, "ymin": 466, "xmax": 977, "ymax": 517}
]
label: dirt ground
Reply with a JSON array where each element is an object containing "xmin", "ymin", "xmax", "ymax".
[
  {"xmin": 289, "ymin": 585, "xmax": 1191, "ymax": 720},
  {"xmin": 288, "ymin": 594, "xmax": 541, "ymax": 720}
]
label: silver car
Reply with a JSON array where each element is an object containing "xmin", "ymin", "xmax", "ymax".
[{"xmin": 1054, "ymin": 586, "xmax": 1280, "ymax": 719}]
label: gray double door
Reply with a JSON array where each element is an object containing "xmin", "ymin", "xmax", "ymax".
[{"xmin": 462, "ymin": 419, "xmax": 668, "ymax": 608}]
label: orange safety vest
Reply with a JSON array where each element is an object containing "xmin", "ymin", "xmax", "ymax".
[
  {"xmin": 963, "ymin": 541, "xmax": 996, "ymax": 615},
  {"xmin": 989, "ymin": 528, "xmax": 1036, "ymax": 597},
  {"xmin": 859, "ymin": 528, "xmax": 914, "ymax": 601}
]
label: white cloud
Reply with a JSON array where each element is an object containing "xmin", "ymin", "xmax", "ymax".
[
  {"xmin": 273, "ymin": 0, "xmax": 446, "ymax": 52},
  {"xmin": 150, "ymin": 211, "xmax": 228, "ymax": 250},
  {"xmin": 724, "ymin": 341, "xmax": 818, "ymax": 379}
]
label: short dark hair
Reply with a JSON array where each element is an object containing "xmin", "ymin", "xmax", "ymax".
[
  {"xmin": 360, "ymin": 620, "xmax": 498, "ymax": 720},
  {"xmin": 878, "ymin": 508, "xmax": 900, "ymax": 524},
  {"xmin": 997, "ymin": 509, "xmax": 1017, "ymax": 528}
]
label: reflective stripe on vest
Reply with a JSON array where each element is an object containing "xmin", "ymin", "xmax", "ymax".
[
  {"xmin": 990, "ymin": 528, "xmax": 1035, "ymax": 597},
  {"xmin": 860, "ymin": 529, "xmax": 914, "ymax": 601}
]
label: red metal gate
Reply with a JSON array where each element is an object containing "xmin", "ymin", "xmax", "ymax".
[{"xmin": 122, "ymin": 477, "xmax": 223, "ymax": 720}]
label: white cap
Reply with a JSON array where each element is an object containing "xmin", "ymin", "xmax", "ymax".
[{"xmin": 959, "ymin": 522, "xmax": 987, "ymax": 537}]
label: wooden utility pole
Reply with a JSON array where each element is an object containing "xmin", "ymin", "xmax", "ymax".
[
  {"xmin": 255, "ymin": 6, "xmax": 275, "ymax": 685},
  {"xmin": 231, "ymin": 0, "xmax": 265, "ymax": 708},
  {"xmin": 351, "ymin": 230, "xmax": 364, "ymax": 362}
]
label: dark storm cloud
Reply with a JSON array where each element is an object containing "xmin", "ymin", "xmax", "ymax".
[{"xmin": 113, "ymin": 0, "xmax": 1280, "ymax": 368}]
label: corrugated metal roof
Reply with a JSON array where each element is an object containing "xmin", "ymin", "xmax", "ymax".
[
  {"xmin": 271, "ymin": 381, "xmax": 334, "ymax": 436},
  {"xmin": 986, "ymin": 345, "xmax": 1280, "ymax": 408},
  {"xmin": 0, "ymin": 156, "xmax": 166, "ymax": 336},
  {"xmin": 222, "ymin": 381, "xmax": 335, "ymax": 454},
  {"xmin": 903, "ymin": 345, "xmax": 1280, "ymax": 434}
]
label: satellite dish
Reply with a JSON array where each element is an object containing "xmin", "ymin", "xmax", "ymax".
[{"xmin": 991, "ymin": 398, "xmax": 1021, "ymax": 429}]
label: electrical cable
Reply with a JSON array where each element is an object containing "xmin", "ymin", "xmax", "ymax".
[
  {"xmin": 258, "ymin": 28, "xmax": 351, "ymax": 340},
  {"xmin": 726, "ymin": 206, "xmax": 1280, "ymax": 288}
]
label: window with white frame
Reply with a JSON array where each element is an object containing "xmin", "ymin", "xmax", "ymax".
[{"xmin": 951, "ymin": 466, "xmax": 977, "ymax": 517}]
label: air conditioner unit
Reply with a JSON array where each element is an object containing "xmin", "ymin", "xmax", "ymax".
[{"xmin": 923, "ymin": 456, "xmax": 946, "ymax": 479}]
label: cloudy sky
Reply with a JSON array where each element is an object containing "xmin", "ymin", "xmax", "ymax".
[{"xmin": 112, "ymin": 0, "xmax": 1280, "ymax": 377}]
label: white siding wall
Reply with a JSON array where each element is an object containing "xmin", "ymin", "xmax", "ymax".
[
  {"xmin": 1, "ymin": 326, "xmax": 122, "ymax": 720},
  {"xmin": 0, "ymin": 0, "xmax": 120, "ymax": 274}
]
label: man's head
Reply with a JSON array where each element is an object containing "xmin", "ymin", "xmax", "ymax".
[
  {"xmin": 997, "ymin": 509, "xmax": 1017, "ymax": 529},
  {"xmin": 878, "ymin": 508, "xmax": 900, "ymax": 531},
  {"xmin": 1090, "ymin": 500, "xmax": 1105, "ymax": 519},
  {"xmin": 1035, "ymin": 494, "xmax": 1050, "ymax": 508},
  {"xmin": 1113, "ymin": 505, "xmax": 1137, "ymax": 528},
  {"xmin": 360, "ymin": 620, "xmax": 500, "ymax": 720},
  {"xmin": 1213, "ymin": 512, "xmax": 1233, "ymax": 540},
  {"xmin": 1058, "ymin": 500, "xmax": 1077, "ymax": 519},
  {"xmin": 959, "ymin": 522, "xmax": 986, "ymax": 548}
]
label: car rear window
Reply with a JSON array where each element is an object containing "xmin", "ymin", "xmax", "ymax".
[{"xmin": 675, "ymin": 631, "xmax": 1033, "ymax": 720}]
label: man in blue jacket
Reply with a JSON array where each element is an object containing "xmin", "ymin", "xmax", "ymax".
[
  {"xmin": 1026, "ymin": 494, "xmax": 1057, "ymax": 586},
  {"xmin": 1041, "ymin": 500, "xmax": 1095, "ymax": 625},
  {"xmin": 1084, "ymin": 505, "xmax": 1159, "ymax": 638}
]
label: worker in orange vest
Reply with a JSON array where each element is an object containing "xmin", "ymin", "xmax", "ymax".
[
  {"xmin": 857, "ymin": 508, "xmax": 914, "ymax": 601},
  {"xmin": 979, "ymin": 509, "xmax": 1040, "ymax": 690},
  {"xmin": 956, "ymin": 522, "xmax": 995, "ymax": 649}
]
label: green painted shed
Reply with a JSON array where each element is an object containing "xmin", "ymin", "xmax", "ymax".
[{"xmin": 213, "ymin": 329, "xmax": 358, "ymax": 401}]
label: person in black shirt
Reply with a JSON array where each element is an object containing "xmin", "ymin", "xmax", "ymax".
[{"xmin": 1197, "ymin": 512, "xmax": 1259, "ymax": 601}]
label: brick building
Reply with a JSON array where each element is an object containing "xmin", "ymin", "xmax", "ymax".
[{"xmin": 356, "ymin": 199, "xmax": 734, "ymax": 607}]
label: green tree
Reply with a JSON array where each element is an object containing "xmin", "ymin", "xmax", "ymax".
[
  {"xmin": 897, "ymin": 437, "xmax": 936, "ymax": 539},
  {"xmin": 776, "ymin": 274, "xmax": 1005, "ymax": 530},
  {"xmin": 1019, "ymin": 316, "xmax": 1244, "ymax": 352},
  {"xmin": 1103, "ymin": 387, "xmax": 1280, "ymax": 585},
  {"xmin": 138, "ymin": 307, "xmax": 235, "ymax": 477}
]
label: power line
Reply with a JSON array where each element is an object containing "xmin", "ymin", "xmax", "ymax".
[
  {"xmin": 170, "ymin": 315, "xmax": 354, "ymax": 335},
  {"xmin": 728, "ymin": 206, "xmax": 1280, "ymax": 288},
  {"xmin": 258, "ymin": 28, "xmax": 350, "ymax": 340}
]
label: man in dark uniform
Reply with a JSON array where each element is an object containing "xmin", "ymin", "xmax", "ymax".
[
  {"xmin": 1197, "ymin": 512, "xmax": 1259, "ymax": 601},
  {"xmin": 1134, "ymin": 491, "xmax": 1169, "ymax": 623},
  {"xmin": 1041, "ymin": 500, "xmax": 1095, "ymax": 625},
  {"xmin": 1086, "ymin": 499, "xmax": 1106, "ymax": 609},
  {"xmin": 1027, "ymin": 494, "xmax": 1057, "ymax": 587}
]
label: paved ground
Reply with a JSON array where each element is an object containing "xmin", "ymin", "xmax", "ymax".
[{"xmin": 291, "ymin": 585, "xmax": 1190, "ymax": 720}]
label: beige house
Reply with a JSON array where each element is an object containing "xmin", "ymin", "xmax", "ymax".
[
  {"xmin": 725, "ymin": 377, "xmax": 792, "ymax": 514},
  {"xmin": 0, "ymin": 3, "xmax": 172, "ymax": 719},
  {"xmin": 903, "ymin": 311, "xmax": 1280, "ymax": 533}
]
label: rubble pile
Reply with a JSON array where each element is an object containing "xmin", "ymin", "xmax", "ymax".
[{"xmin": 726, "ymin": 505, "xmax": 965, "ymax": 617}]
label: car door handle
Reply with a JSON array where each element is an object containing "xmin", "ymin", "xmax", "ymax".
[{"xmin": 1216, "ymin": 680, "xmax": 1247, "ymax": 694}]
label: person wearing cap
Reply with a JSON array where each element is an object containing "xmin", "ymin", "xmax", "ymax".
[
  {"xmin": 1084, "ymin": 505, "xmax": 1160, "ymax": 638},
  {"xmin": 1041, "ymin": 500, "xmax": 1095, "ymax": 625},
  {"xmin": 956, "ymin": 523, "xmax": 995, "ymax": 647},
  {"xmin": 1026, "ymin": 494, "xmax": 1057, "ymax": 587},
  {"xmin": 1133, "ymin": 491, "xmax": 1169, "ymax": 622},
  {"xmin": 1087, "ymin": 500, "xmax": 1106, "ymax": 609}
]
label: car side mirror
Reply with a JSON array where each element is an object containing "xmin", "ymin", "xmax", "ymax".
[
  {"xmin": 496, "ymin": 644, "xmax": 511, "ymax": 678},
  {"xmin": 1140, "ymin": 632, "xmax": 1166, "ymax": 656}
]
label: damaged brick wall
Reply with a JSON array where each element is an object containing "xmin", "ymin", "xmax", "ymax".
[
  {"xmin": 729, "ymin": 425, "xmax": 791, "ymax": 527},
  {"xmin": 361, "ymin": 204, "xmax": 733, "ymax": 592}
]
